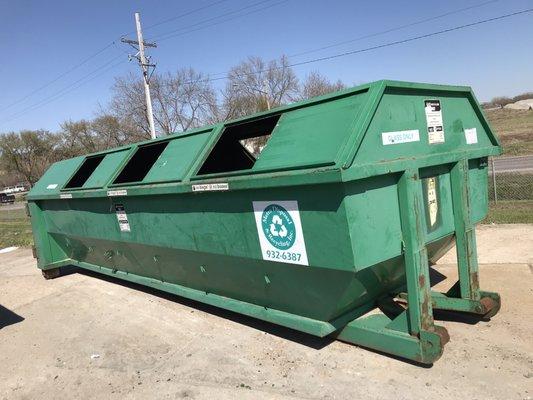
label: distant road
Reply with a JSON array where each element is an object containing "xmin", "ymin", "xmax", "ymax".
[{"xmin": 491, "ymin": 155, "xmax": 533, "ymax": 174}]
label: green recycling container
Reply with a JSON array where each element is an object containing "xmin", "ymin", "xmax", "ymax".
[{"xmin": 27, "ymin": 80, "xmax": 502, "ymax": 364}]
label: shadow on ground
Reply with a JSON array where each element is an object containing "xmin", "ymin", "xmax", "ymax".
[
  {"xmin": 61, "ymin": 265, "xmax": 335, "ymax": 351},
  {"xmin": 58, "ymin": 265, "xmax": 492, "ymax": 365},
  {"xmin": 0, "ymin": 304, "xmax": 24, "ymax": 329}
]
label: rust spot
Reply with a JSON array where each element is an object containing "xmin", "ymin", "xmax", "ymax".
[
  {"xmin": 480, "ymin": 297, "xmax": 497, "ymax": 314},
  {"xmin": 434, "ymin": 326, "xmax": 450, "ymax": 345},
  {"xmin": 418, "ymin": 274, "xmax": 426, "ymax": 287},
  {"xmin": 420, "ymin": 290, "xmax": 433, "ymax": 331},
  {"xmin": 470, "ymin": 272, "xmax": 480, "ymax": 291}
]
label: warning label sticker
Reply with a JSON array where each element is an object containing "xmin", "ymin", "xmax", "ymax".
[
  {"xmin": 424, "ymin": 100, "xmax": 445, "ymax": 144},
  {"xmin": 192, "ymin": 183, "xmax": 229, "ymax": 192},
  {"xmin": 426, "ymin": 177, "xmax": 438, "ymax": 228},
  {"xmin": 253, "ymin": 201, "xmax": 308, "ymax": 266},
  {"xmin": 464, "ymin": 127, "xmax": 478, "ymax": 144},
  {"xmin": 114, "ymin": 204, "xmax": 131, "ymax": 232}
]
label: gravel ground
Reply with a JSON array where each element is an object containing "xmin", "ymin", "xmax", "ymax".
[{"xmin": 0, "ymin": 225, "xmax": 532, "ymax": 400}]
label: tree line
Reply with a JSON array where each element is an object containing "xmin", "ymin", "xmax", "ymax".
[
  {"xmin": 482, "ymin": 91, "xmax": 533, "ymax": 109},
  {"xmin": 0, "ymin": 55, "xmax": 345, "ymax": 187}
]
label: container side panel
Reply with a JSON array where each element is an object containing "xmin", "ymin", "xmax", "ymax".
[
  {"xmin": 419, "ymin": 166, "xmax": 456, "ymax": 242},
  {"xmin": 29, "ymin": 157, "xmax": 85, "ymax": 197},
  {"xmin": 38, "ymin": 184, "xmax": 354, "ymax": 271},
  {"xmin": 252, "ymin": 92, "xmax": 369, "ymax": 171},
  {"xmin": 82, "ymin": 149, "xmax": 131, "ymax": 189},
  {"xmin": 28, "ymin": 201, "xmax": 69, "ymax": 267},
  {"xmin": 343, "ymin": 175, "xmax": 403, "ymax": 270},
  {"xmin": 142, "ymin": 131, "xmax": 212, "ymax": 183},
  {"xmin": 468, "ymin": 159, "xmax": 489, "ymax": 224}
]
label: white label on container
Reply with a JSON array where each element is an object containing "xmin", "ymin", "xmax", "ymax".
[
  {"xmin": 192, "ymin": 183, "xmax": 229, "ymax": 192},
  {"xmin": 425, "ymin": 99, "xmax": 445, "ymax": 144},
  {"xmin": 46, "ymin": 184, "xmax": 58, "ymax": 190},
  {"xmin": 114, "ymin": 204, "xmax": 131, "ymax": 232},
  {"xmin": 382, "ymin": 129, "xmax": 420, "ymax": 145},
  {"xmin": 107, "ymin": 189, "xmax": 128, "ymax": 197},
  {"xmin": 253, "ymin": 201, "xmax": 308, "ymax": 266},
  {"xmin": 464, "ymin": 128, "xmax": 478, "ymax": 144},
  {"xmin": 427, "ymin": 177, "xmax": 438, "ymax": 227},
  {"xmin": 60, "ymin": 193, "xmax": 73, "ymax": 199}
]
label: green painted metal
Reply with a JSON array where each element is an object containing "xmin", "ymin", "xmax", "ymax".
[{"xmin": 28, "ymin": 80, "xmax": 501, "ymax": 364}]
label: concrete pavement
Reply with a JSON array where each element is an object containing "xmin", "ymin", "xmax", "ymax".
[{"xmin": 0, "ymin": 225, "xmax": 532, "ymax": 400}]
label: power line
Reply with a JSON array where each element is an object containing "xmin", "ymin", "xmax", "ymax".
[
  {"xmin": 151, "ymin": 0, "xmax": 285, "ymax": 42},
  {"xmin": 1, "ymin": 1, "xmax": 287, "ymax": 127},
  {"xmin": 139, "ymin": 0, "xmax": 232, "ymax": 32},
  {"xmin": 2, "ymin": 1, "xmax": 234, "ymax": 115},
  {"xmin": 185, "ymin": 8, "xmax": 533, "ymax": 85},
  {"xmin": 1, "ymin": 55, "xmax": 126, "ymax": 126},
  {"xmin": 289, "ymin": 8, "xmax": 533, "ymax": 68},
  {"xmin": 1, "ymin": 42, "xmax": 116, "ymax": 113},
  {"xmin": 289, "ymin": 0, "xmax": 502, "ymax": 58},
  {"xmin": 181, "ymin": 0, "xmax": 505, "ymax": 82}
]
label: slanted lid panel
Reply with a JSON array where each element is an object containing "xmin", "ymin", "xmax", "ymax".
[
  {"xmin": 81, "ymin": 149, "xmax": 131, "ymax": 189},
  {"xmin": 141, "ymin": 130, "xmax": 212, "ymax": 184},
  {"xmin": 353, "ymin": 86, "xmax": 500, "ymax": 166},
  {"xmin": 252, "ymin": 91, "xmax": 369, "ymax": 172},
  {"xmin": 28, "ymin": 156, "xmax": 85, "ymax": 198}
]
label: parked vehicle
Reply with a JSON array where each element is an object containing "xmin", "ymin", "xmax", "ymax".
[
  {"xmin": 2, "ymin": 185, "xmax": 27, "ymax": 194},
  {"xmin": 13, "ymin": 185, "xmax": 27, "ymax": 193},
  {"xmin": 0, "ymin": 192, "xmax": 15, "ymax": 204}
]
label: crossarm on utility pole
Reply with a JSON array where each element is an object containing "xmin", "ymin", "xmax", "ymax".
[{"xmin": 121, "ymin": 12, "xmax": 158, "ymax": 139}]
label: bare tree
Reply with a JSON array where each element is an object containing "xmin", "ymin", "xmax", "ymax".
[
  {"xmin": 109, "ymin": 73, "xmax": 152, "ymax": 140},
  {"xmin": 222, "ymin": 55, "xmax": 299, "ymax": 120},
  {"xmin": 108, "ymin": 69, "xmax": 218, "ymax": 137},
  {"xmin": 151, "ymin": 68, "xmax": 219, "ymax": 133},
  {"xmin": 300, "ymin": 71, "xmax": 345, "ymax": 100}
]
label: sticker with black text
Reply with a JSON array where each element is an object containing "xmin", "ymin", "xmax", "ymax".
[
  {"xmin": 114, "ymin": 204, "xmax": 131, "ymax": 232},
  {"xmin": 253, "ymin": 201, "xmax": 308, "ymax": 266}
]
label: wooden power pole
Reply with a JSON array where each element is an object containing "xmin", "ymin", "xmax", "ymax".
[{"xmin": 121, "ymin": 12, "xmax": 158, "ymax": 139}]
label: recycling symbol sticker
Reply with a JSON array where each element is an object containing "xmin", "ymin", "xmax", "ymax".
[
  {"xmin": 253, "ymin": 200, "xmax": 309, "ymax": 266},
  {"xmin": 261, "ymin": 204, "xmax": 296, "ymax": 250}
]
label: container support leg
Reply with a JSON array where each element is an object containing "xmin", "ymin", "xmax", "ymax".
[
  {"xmin": 336, "ymin": 169, "xmax": 448, "ymax": 364},
  {"xmin": 435, "ymin": 159, "xmax": 500, "ymax": 317},
  {"xmin": 397, "ymin": 169, "xmax": 434, "ymax": 335}
]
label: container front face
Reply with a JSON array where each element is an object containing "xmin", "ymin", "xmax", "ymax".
[
  {"xmin": 354, "ymin": 87, "xmax": 497, "ymax": 167},
  {"xmin": 342, "ymin": 161, "xmax": 488, "ymax": 273},
  {"xmin": 32, "ymin": 182, "xmax": 399, "ymax": 321}
]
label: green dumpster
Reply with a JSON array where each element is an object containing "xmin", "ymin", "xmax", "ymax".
[{"xmin": 27, "ymin": 80, "xmax": 501, "ymax": 364}]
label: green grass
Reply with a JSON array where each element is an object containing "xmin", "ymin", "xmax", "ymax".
[
  {"xmin": 483, "ymin": 200, "xmax": 533, "ymax": 224},
  {"xmin": 0, "ymin": 207, "xmax": 33, "ymax": 248},
  {"xmin": 485, "ymin": 109, "xmax": 533, "ymax": 157}
]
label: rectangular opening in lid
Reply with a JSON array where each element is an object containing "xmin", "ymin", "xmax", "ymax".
[
  {"xmin": 113, "ymin": 141, "xmax": 169, "ymax": 184},
  {"xmin": 197, "ymin": 114, "xmax": 280, "ymax": 175},
  {"xmin": 64, "ymin": 155, "xmax": 105, "ymax": 189}
]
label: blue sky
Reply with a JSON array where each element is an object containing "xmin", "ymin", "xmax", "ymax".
[{"xmin": 1, "ymin": 0, "xmax": 532, "ymax": 132}]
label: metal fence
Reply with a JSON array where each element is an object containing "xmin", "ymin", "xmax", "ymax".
[{"xmin": 488, "ymin": 155, "xmax": 533, "ymax": 202}]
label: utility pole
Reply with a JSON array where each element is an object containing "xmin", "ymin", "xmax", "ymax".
[
  {"xmin": 262, "ymin": 80, "xmax": 271, "ymax": 110},
  {"xmin": 121, "ymin": 12, "xmax": 157, "ymax": 139}
]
